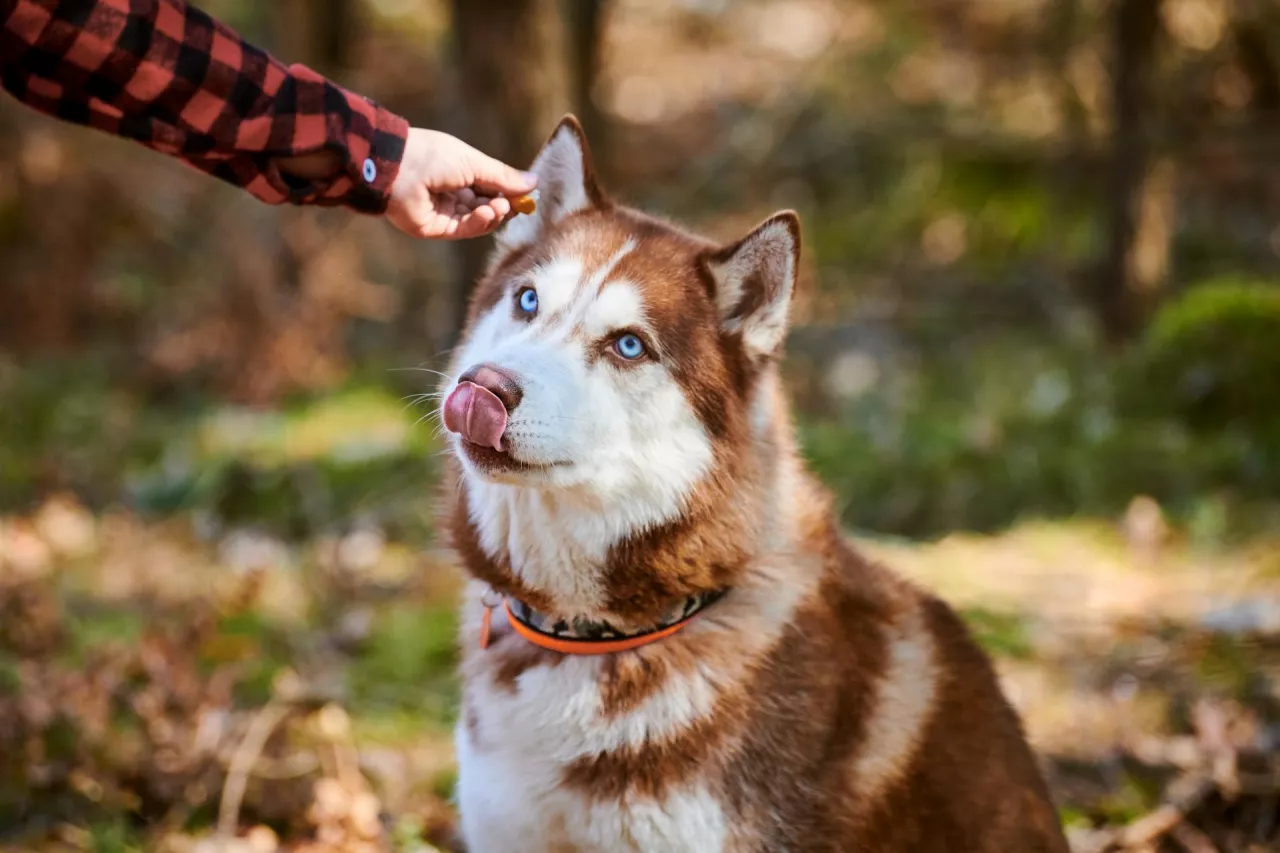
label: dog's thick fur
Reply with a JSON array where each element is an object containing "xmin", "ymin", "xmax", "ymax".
[{"xmin": 437, "ymin": 116, "xmax": 1070, "ymax": 853}]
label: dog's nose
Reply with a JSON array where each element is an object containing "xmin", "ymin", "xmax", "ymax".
[{"xmin": 457, "ymin": 364, "xmax": 523, "ymax": 412}]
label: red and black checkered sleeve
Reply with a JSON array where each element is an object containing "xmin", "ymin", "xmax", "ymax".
[{"xmin": 0, "ymin": 0, "xmax": 409, "ymax": 213}]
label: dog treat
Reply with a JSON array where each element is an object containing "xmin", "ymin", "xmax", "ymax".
[{"xmin": 510, "ymin": 189, "xmax": 538, "ymax": 216}]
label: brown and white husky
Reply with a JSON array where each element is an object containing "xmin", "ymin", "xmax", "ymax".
[{"xmin": 435, "ymin": 116, "xmax": 1070, "ymax": 853}]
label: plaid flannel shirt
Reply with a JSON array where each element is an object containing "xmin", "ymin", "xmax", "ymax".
[{"xmin": 0, "ymin": 0, "xmax": 409, "ymax": 213}]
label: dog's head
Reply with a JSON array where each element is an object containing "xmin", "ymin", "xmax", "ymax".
[
  {"xmin": 443, "ymin": 116, "xmax": 799, "ymax": 493},
  {"xmin": 440, "ymin": 116, "xmax": 801, "ymax": 615}
]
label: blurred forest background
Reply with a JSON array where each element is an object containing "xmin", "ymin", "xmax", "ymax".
[{"xmin": 3, "ymin": 0, "xmax": 1280, "ymax": 851}]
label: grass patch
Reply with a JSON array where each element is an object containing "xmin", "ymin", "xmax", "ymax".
[
  {"xmin": 960, "ymin": 606, "xmax": 1034, "ymax": 660},
  {"xmin": 60, "ymin": 606, "xmax": 146, "ymax": 667},
  {"xmin": 0, "ymin": 652, "xmax": 19, "ymax": 696},
  {"xmin": 351, "ymin": 708, "xmax": 452, "ymax": 744},
  {"xmin": 1190, "ymin": 632, "xmax": 1263, "ymax": 699},
  {"xmin": 88, "ymin": 818, "xmax": 144, "ymax": 853},
  {"xmin": 1094, "ymin": 774, "xmax": 1163, "ymax": 825},
  {"xmin": 347, "ymin": 602, "xmax": 460, "ymax": 727},
  {"xmin": 430, "ymin": 766, "xmax": 459, "ymax": 802},
  {"xmin": 797, "ymin": 337, "xmax": 1280, "ymax": 540},
  {"xmin": 128, "ymin": 384, "xmax": 444, "ymax": 542}
]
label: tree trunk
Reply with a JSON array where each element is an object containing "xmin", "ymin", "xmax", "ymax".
[
  {"xmin": 1043, "ymin": 0, "xmax": 1086, "ymax": 325},
  {"xmin": 1094, "ymin": 0, "xmax": 1165, "ymax": 344},
  {"xmin": 275, "ymin": 0, "xmax": 361, "ymax": 75},
  {"xmin": 1231, "ymin": 1, "xmax": 1280, "ymax": 120},
  {"xmin": 565, "ymin": 0, "xmax": 610, "ymax": 181},
  {"xmin": 445, "ymin": 0, "xmax": 566, "ymax": 349}
]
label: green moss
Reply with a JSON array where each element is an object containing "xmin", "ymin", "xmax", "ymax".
[
  {"xmin": 0, "ymin": 652, "xmax": 19, "ymax": 696},
  {"xmin": 60, "ymin": 607, "xmax": 146, "ymax": 667},
  {"xmin": 1132, "ymin": 277, "xmax": 1280, "ymax": 434},
  {"xmin": 959, "ymin": 607, "xmax": 1034, "ymax": 660},
  {"xmin": 390, "ymin": 814, "xmax": 434, "ymax": 853},
  {"xmin": 430, "ymin": 766, "xmax": 459, "ymax": 802},
  {"xmin": 203, "ymin": 610, "xmax": 293, "ymax": 707},
  {"xmin": 124, "ymin": 384, "xmax": 442, "ymax": 543},
  {"xmin": 799, "ymin": 335, "xmax": 1280, "ymax": 540},
  {"xmin": 88, "ymin": 818, "xmax": 144, "ymax": 853},
  {"xmin": 351, "ymin": 708, "xmax": 444, "ymax": 744},
  {"xmin": 346, "ymin": 602, "xmax": 460, "ymax": 726},
  {"xmin": 1095, "ymin": 774, "xmax": 1162, "ymax": 825},
  {"xmin": 1057, "ymin": 805, "xmax": 1091, "ymax": 829},
  {"xmin": 1193, "ymin": 633, "xmax": 1261, "ymax": 698},
  {"xmin": 0, "ymin": 357, "xmax": 169, "ymax": 508}
]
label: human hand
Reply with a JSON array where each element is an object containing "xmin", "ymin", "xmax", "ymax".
[{"xmin": 385, "ymin": 129, "xmax": 538, "ymax": 240}]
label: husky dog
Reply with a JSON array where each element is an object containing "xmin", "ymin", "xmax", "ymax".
[{"xmin": 436, "ymin": 116, "xmax": 1069, "ymax": 853}]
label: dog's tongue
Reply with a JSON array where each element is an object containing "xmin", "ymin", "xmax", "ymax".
[{"xmin": 443, "ymin": 381, "xmax": 507, "ymax": 451}]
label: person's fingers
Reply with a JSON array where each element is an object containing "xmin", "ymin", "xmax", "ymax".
[
  {"xmin": 388, "ymin": 189, "xmax": 513, "ymax": 240},
  {"xmin": 464, "ymin": 204, "xmax": 500, "ymax": 230},
  {"xmin": 386, "ymin": 129, "xmax": 541, "ymax": 240},
  {"xmin": 487, "ymin": 197, "xmax": 512, "ymax": 219},
  {"xmin": 424, "ymin": 205, "xmax": 500, "ymax": 240},
  {"xmin": 450, "ymin": 216, "xmax": 491, "ymax": 239},
  {"xmin": 420, "ymin": 212, "xmax": 466, "ymax": 239},
  {"xmin": 468, "ymin": 152, "xmax": 538, "ymax": 197}
]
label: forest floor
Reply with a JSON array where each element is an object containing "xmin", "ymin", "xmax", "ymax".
[{"xmin": 3, "ymin": 493, "xmax": 1279, "ymax": 853}]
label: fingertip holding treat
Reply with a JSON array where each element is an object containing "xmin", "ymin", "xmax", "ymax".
[{"xmin": 511, "ymin": 189, "xmax": 539, "ymax": 216}]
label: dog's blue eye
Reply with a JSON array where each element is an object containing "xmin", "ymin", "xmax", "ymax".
[
  {"xmin": 517, "ymin": 288, "xmax": 538, "ymax": 314},
  {"xmin": 615, "ymin": 334, "xmax": 645, "ymax": 360}
]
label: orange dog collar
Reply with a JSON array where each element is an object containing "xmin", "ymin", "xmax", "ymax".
[{"xmin": 479, "ymin": 589, "xmax": 726, "ymax": 656}]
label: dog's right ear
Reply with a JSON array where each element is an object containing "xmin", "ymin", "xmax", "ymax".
[
  {"xmin": 495, "ymin": 115, "xmax": 605, "ymax": 253},
  {"xmin": 704, "ymin": 211, "xmax": 801, "ymax": 363}
]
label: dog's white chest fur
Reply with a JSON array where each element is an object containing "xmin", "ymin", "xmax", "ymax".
[{"xmin": 454, "ymin": 653, "xmax": 729, "ymax": 853}]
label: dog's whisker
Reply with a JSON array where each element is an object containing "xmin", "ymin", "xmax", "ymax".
[
  {"xmin": 400, "ymin": 393, "xmax": 444, "ymax": 412},
  {"xmin": 389, "ymin": 366, "xmax": 454, "ymax": 381},
  {"xmin": 412, "ymin": 408, "xmax": 441, "ymax": 426}
]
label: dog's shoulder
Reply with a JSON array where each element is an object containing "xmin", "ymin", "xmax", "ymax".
[
  {"xmin": 717, "ymin": 530, "xmax": 1067, "ymax": 851},
  {"xmin": 818, "ymin": 542, "xmax": 1070, "ymax": 851}
]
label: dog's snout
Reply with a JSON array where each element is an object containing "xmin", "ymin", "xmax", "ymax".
[{"xmin": 458, "ymin": 364, "xmax": 523, "ymax": 413}]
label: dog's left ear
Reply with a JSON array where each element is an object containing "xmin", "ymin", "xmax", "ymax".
[
  {"xmin": 495, "ymin": 115, "xmax": 605, "ymax": 254},
  {"xmin": 704, "ymin": 211, "xmax": 801, "ymax": 361}
]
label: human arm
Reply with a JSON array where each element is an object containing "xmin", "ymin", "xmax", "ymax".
[{"xmin": 0, "ymin": 0, "xmax": 535, "ymax": 237}]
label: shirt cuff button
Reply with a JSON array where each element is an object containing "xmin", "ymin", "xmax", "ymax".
[{"xmin": 362, "ymin": 158, "xmax": 377, "ymax": 183}]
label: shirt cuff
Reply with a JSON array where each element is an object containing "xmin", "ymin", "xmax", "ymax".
[
  {"xmin": 252, "ymin": 72, "xmax": 409, "ymax": 214},
  {"xmin": 334, "ymin": 103, "xmax": 410, "ymax": 214}
]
